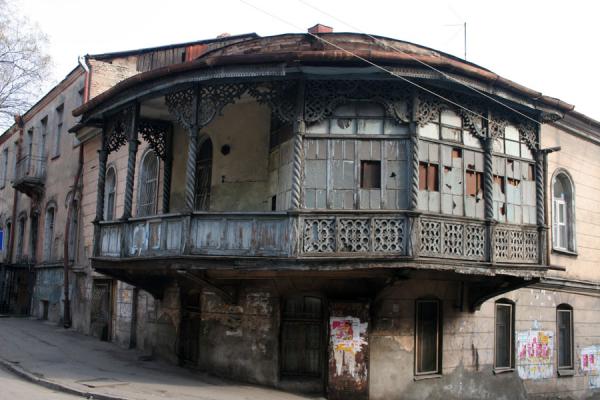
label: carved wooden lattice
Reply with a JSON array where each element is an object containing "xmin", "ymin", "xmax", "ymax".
[
  {"xmin": 338, "ymin": 218, "xmax": 370, "ymax": 252},
  {"xmin": 494, "ymin": 228, "xmax": 509, "ymax": 260},
  {"xmin": 509, "ymin": 231, "xmax": 524, "ymax": 259},
  {"xmin": 198, "ymin": 83, "xmax": 249, "ymax": 127},
  {"xmin": 373, "ymin": 218, "xmax": 404, "ymax": 252},
  {"xmin": 442, "ymin": 222, "xmax": 464, "ymax": 256},
  {"xmin": 494, "ymin": 227, "xmax": 538, "ymax": 263},
  {"xmin": 165, "ymin": 88, "xmax": 195, "ymax": 130},
  {"xmin": 138, "ymin": 119, "xmax": 171, "ymax": 161},
  {"xmin": 465, "ymin": 225, "xmax": 486, "ymax": 259},
  {"xmin": 247, "ymin": 81, "xmax": 297, "ymax": 123},
  {"xmin": 104, "ymin": 105, "xmax": 134, "ymax": 153},
  {"xmin": 304, "ymin": 80, "xmax": 411, "ymax": 124},
  {"xmin": 303, "ymin": 218, "xmax": 335, "ymax": 253},
  {"xmin": 523, "ymin": 231, "xmax": 538, "ymax": 262},
  {"xmin": 419, "ymin": 219, "xmax": 441, "ymax": 255}
]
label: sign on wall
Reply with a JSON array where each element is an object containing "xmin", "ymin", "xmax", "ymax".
[
  {"xmin": 581, "ymin": 345, "xmax": 600, "ymax": 388},
  {"xmin": 516, "ymin": 330, "xmax": 554, "ymax": 380}
]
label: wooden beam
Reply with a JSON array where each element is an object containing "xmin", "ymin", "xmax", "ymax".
[{"xmin": 176, "ymin": 270, "xmax": 233, "ymax": 304}]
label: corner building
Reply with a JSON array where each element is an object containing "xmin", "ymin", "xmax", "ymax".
[{"xmin": 72, "ymin": 31, "xmax": 600, "ymax": 399}]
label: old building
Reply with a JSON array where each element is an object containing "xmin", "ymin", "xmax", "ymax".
[{"xmin": 70, "ymin": 28, "xmax": 600, "ymax": 399}]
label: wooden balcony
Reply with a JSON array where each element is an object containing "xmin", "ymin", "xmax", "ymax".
[
  {"xmin": 13, "ymin": 154, "xmax": 46, "ymax": 198},
  {"xmin": 96, "ymin": 211, "xmax": 541, "ymax": 267}
]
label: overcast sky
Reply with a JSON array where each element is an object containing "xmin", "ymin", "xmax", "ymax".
[{"xmin": 18, "ymin": 0, "xmax": 600, "ymax": 120}]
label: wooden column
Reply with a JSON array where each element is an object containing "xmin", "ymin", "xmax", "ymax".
[
  {"xmin": 409, "ymin": 91, "xmax": 420, "ymax": 211},
  {"xmin": 290, "ymin": 80, "xmax": 306, "ymax": 210},
  {"xmin": 162, "ymin": 128, "xmax": 173, "ymax": 214},
  {"xmin": 184, "ymin": 90, "xmax": 200, "ymax": 212},
  {"xmin": 94, "ymin": 137, "xmax": 108, "ymax": 222},
  {"xmin": 483, "ymin": 111, "xmax": 495, "ymax": 263},
  {"xmin": 535, "ymin": 125, "xmax": 547, "ymax": 265},
  {"xmin": 121, "ymin": 104, "xmax": 140, "ymax": 220}
]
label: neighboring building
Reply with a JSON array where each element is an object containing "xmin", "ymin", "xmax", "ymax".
[
  {"xmin": 0, "ymin": 33, "xmax": 257, "ymax": 328},
  {"xmin": 71, "ymin": 28, "xmax": 600, "ymax": 400}
]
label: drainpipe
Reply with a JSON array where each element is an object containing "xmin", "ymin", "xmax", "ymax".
[{"xmin": 63, "ymin": 60, "xmax": 89, "ymax": 328}]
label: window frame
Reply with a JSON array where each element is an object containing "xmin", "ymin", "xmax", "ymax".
[
  {"xmin": 414, "ymin": 298, "xmax": 442, "ymax": 376},
  {"xmin": 104, "ymin": 166, "xmax": 117, "ymax": 221},
  {"xmin": 136, "ymin": 149, "xmax": 160, "ymax": 217},
  {"xmin": 52, "ymin": 104, "xmax": 64, "ymax": 159},
  {"xmin": 551, "ymin": 170, "xmax": 577, "ymax": 254},
  {"xmin": 556, "ymin": 304, "xmax": 574, "ymax": 371},
  {"xmin": 494, "ymin": 300, "xmax": 515, "ymax": 372},
  {"xmin": 43, "ymin": 204, "xmax": 56, "ymax": 262}
]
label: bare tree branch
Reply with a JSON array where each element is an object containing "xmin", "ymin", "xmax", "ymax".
[{"xmin": 0, "ymin": 0, "xmax": 52, "ymax": 131}]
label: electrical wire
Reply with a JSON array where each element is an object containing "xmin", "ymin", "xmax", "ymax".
[{"xmin": 297, "ymin": 0, "xmax": 543, "ymax": 127}]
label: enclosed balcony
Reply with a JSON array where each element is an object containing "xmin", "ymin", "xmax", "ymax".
[{"xmin": 13, "ymin": 154, "xmax": 47, "ymax": 198}]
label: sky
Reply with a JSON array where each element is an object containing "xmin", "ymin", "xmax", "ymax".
[{"xmin": 16, "ymin": 0, "xmax": 600, "ymax": 120}]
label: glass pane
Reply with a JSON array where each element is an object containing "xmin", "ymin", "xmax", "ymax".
[
  {"xmin": 384, "ymin": 119, "xmax": 407, "ymax": 135},
  {"xmin": 306, "ymin": 119, "xmax": 329, "ymax": 134},
  {"xmin": 357, "ymin": 118, "xmax": 384, "ymax": 135},
  {"xmin": 330, "ymin": 118, "xmax": 356, "ymax": 134},
  {"xmin": 416, "ymin": 301, "xmax": 438, "ymax": 373},
  {"xmin": 505, "ymin": 125, "xmax": 520, "ymax": 141},
  {"xmin": 521, "ymin": 143, "xmax": 533, "ymax": 160},
  {"xmin": 463, "ymin": 130, "xmax": 482, "ymax": 148},
  {"xmin": 440, "ymin": 109, "xmax": 461, "ymax": 127},
  {"xmin": 495, "ymin": 305, "xmax": 511, "ymax": 368},
  {"xmin": 419, "ymin": 123, "xmax": 439, "ymax": 139},
  {"xmin": 559, "ymin": 224, "xmax": 568, "ymax": 249},
  {"xmin": 493, "ymin": 137, "xmax": 504, "ymax": 153},
  {"xmin": 505, "ymin": 140, "xmax": 520, "ymax": 157},
  {"xmin": 441, "ymin": 126, "xmax": 461, "ymax": 142}
]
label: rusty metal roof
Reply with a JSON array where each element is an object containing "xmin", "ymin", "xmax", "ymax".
[{"xmin": 73, "ymin": 32, "xmax": 574, "ymax": 118}]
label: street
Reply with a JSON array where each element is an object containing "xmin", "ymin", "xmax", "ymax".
[{"xmin": 0, "ymin": 366, "xmax": 82, "ymax": 399}]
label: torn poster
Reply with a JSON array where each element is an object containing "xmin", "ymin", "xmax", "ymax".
[
  {"xmin": 516, "ymin": 330, "xmax": 554, "ymax": 380},
  {"xmin": 581, "ymin": 345, "xmax": 600, "ymax": 388}
]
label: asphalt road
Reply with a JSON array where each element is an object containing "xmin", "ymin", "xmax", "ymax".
[{"xmin": 0, "ymin": 366, "xmax": 83, "ymax": 399}]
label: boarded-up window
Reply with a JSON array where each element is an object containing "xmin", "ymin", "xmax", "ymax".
[
  {"xmin": 281, "ymin": 296, "xmax": 323, "ymax": 377},
  {"xmin": 419, "ymin": 162, "xmax": 439, "ymax": 192},
  {"xmin": 494, "ymin": 175, "xmax": 505, "ymax": 195},
  {"xmin": 415, "ymin": 299, "xmax": 441, "ymax": 375},
  {"xmin": 360, "ymin": 160, "xmax": 381, "ymax": 189},
  {"xmin": 557, "ymin": 305, "xmax": 573, "ymax": 370},
  {"xmin": 466, "ymin": 170, "xmax": 483, "ymax": 197},
  {"xmin": 495, "ymin": 301, "xmax": 514, "ymax": 370}
]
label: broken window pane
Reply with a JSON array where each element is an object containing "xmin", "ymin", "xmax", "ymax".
[
  {"xmin": 361, "ymin": 160, "xmax": 381, "ymax": 189},
  {"xmin": 495, "ymin": 302, "xmax": 513, "ymax": 369}
]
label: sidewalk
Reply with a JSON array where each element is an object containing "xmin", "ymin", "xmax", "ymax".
[{"xmin": 0, "ymin": 317, "xmax": 319, "ymax": 400}]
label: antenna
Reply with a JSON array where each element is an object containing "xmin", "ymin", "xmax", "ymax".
[
  {"xmin": 444, "ymin": 22, "xmax": 467, "ymax": 60},
  {"xmin": 464, "ymin": 22, "xmax": 467, "ymax": 60}
]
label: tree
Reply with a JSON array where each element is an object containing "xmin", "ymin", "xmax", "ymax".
[{"xmin": 0, "ymin": 0, "xmax": 52, "ymax": 131}]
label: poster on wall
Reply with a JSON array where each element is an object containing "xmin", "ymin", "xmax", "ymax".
[
  {"xmin": 581, "ymin": 345, "xmax": 600, "ymax": 388},
  {"xmin": 330, "ymin": 317, "xmax": 363, "ymax": 355},
  {"xmin": 516, "ymin": 330, "xmax": 554, "ymax": 380}
]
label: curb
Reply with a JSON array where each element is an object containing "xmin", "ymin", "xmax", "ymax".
[{"xmin": 0, "ymin": 358, "xmax": 128, "ymax": 400}]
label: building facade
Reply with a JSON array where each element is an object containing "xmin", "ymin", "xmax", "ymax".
[{"xmin": 2, "ymin": 27, "xmax": 600, "ymax": 399}]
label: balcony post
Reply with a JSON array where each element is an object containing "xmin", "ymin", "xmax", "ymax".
[
  {"xmin": 484, "ymin": 112, "xmax": 495, "ymax": 263},
  {"xmin": 407, "ymin": 90, "xmax": 421, "ymax": 257},
  {"xmin": 94, "ymin": 131, "xmax": 109, "ymax": 223},
  {"xmin": 162, "ymin": 128, "xmax": 173, "ymax": 213},
  {"xmin": 121, "ymin": 103, "xmax": 140, "ymax": 220},
  {"xmin": 291, "ymin": 80, "xmax": 306, "ymax": 210},
  {"xmin": 184, "ymin": 90, "xmax": 200, "ymax": 213},
  {"xmin": 535, "ymin": 137, "xmax": 547, "ymax": 265}
]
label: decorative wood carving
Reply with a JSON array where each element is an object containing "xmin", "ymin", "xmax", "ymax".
[
  {"xmin": 104, "ymin": 105, "xmax": 135, "ymax": 153},
  {"xmin": 165, "ymin": 88, "xmax": 195, "ymax": 131},
  {"xmin": 247, "ymin": 81, "xmax": 298, "ymax": 123},
  {"xmin": 139, "ymin": 119, "xmax": 171, "ymax": 161}
]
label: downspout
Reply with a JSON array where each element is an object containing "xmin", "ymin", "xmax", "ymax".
[
  {"xmin": 63, "ymin": 59, "xmax": 89, "ymax": 328},
  {"xmin": 8, "ymin": 116, "xmax": 24, "ymax": 263}
]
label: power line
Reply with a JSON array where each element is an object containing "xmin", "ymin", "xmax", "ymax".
[
  {"xmin": 297, "ymin": 0, "xmax": 542, "ymax": 127},
  {"xmin": 239, "ymin": 0, "xmax": 498, "ymax": 128}
]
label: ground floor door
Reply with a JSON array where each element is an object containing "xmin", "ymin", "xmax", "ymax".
[
  {"xmin": 179, "ymin": 290, "xmax": 201, "ymax": 366},
  {"xmin": 90, "ymin": 280, "xmax": 112, "ymax": 341},
  {"xmin": 328, "ymin": 302, "xmax": 370, "ymax": 400}
]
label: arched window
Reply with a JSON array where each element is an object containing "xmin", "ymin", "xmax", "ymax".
[
  {"xmin": 104, "ymin": 166, "xmax": 116, "ymax": 220},
  {"xmin": 494, "ymin": 299, "xmax": 515, "ymax": 371},
  {"xmin": 68, "ymin": 200, "xmax": 79, "ymax": 262},
  {"xmin": 137, "ymin": 150, "xmax": 159, "ymax": 217},
  {"xmin": 16, "ymin": 214, "xmax": 26, "ymax": 261},
  {"xmin": 194, "ymin": 138, "xmax": 212, "ymax": 211},
  {"xmin": 43, "ymin": 205, "xmax": 55, "ymax": 261},
  {"xmin": 552, "ymin": 171, "xmax": 575, "ymax": 252},
  {"xmin": 557, "ymin": 304, "xmax": 574, "ymax": 371}
]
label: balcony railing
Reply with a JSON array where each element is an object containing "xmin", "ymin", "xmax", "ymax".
[
  {"xmin": 96, "ymin": 211, "xmax": 541, "ymax": 266},
  {"xmin": 13, "ymin": 154, "xmax": 47, "ymax": 197}
]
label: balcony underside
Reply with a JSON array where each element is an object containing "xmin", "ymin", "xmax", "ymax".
[
  {"xmin": 92, "ymin": 258, "xmax": 539, "ymax": 312},
  {"xmin": 12, "ymin": 177, "xmax": 44, "ymax": 198}
]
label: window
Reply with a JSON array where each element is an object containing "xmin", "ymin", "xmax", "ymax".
[
  {"xmin": 0, "ymin": 148, "xmax": 8, "ymax": 188},
  {"xmin": 360, "ymin": 160, "xmax": 381, "ymax": 189},
  {"xmin": 495, "ymin": 300, "xmax": 514, "ymax": 370},
  {"xmin": 104, "ymin": 167, "xmax": 117, "ymax": 220},
  {"xmin": 137, "ymin": 150, "xmax": 159, "ymax": 217},
  {"xmin": 53, "ymin": 104, "xmax": 64, "ymax": 158},
  {"xmin": 194, "ymin": 138, "xmax": 212, "ymax": 211},
  {"xmin": 16, "ymin": 215, "xmax": 26, "ymax": 261},
  {"xmin": 466, "ymin": 170, "xmax": 483, "ymax": 197},
  {"xmin": 68, "ymin": 200, "xmax": 79, "ymax": 261},
  {"xmin": 493, "ymin": 124, "xmax": 533, "ymax": 160},
  {"xmin": 43, "ymin": 206, "xmax": 55, "ymax": 261},
  {"xmin": 29, "ymin": 212, "xmax": 39, "ymax": 264},
  {"xmin": 281, "ymin": 296, "xmax": 323, "ymax": 377},
  {"xmin": 419, "ymin": 162, "xmax": 439, "ymax": 192},
  {"xmin": 419, "ymin": 108, "xmax": 482, "ymax": 149},
  {"xmin": 552, "ymin": 172, "xmax": 575, "ymax": 252},
  {"xmin": 40, "ymin": 117, "xmax": 48, "ymax": 159},
  {"xmin": 557, "ymin": 304, "xmax": 573, "ymax": 370},
  {"xmin": 415, "ymin": 299, "xmax": 441, "ymax": 375}
]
